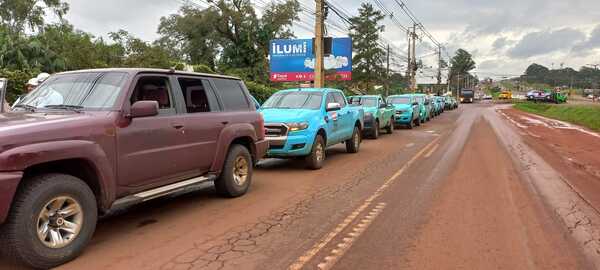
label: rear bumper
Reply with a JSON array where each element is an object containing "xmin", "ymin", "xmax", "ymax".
[
  {"xmin": 254, "ymin": 139, "xmax": 269, "ymax": 161},
  {"xmin": 0, "ymin": 171, "xmax": 23, "ymax": 224}
]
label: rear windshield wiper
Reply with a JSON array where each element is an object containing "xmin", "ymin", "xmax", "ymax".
[
  {"xmin": 12, "ymin": 104, "xmax": 37, "ymax": 112},
  {"xmin": 44, "ymin": 104, "xmax": 84, "ymax": 112}
]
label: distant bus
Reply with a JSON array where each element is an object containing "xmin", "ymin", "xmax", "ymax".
[{"xmin": 460, "ymin": 89, "xmax": 474, "ymax": 103}]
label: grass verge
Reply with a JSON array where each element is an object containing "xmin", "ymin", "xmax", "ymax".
[{"xmin": 513, "ymin": 102, "xmax": 600, "ymax": 131}]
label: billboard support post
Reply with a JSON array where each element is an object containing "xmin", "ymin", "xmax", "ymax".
[
  {"xmin": 314, "ymin": 0, "xmax": 325, "ymax": 88},
  {"xmin": 0, "ymin": 78, "xmax": 7, "ymax": 113}
]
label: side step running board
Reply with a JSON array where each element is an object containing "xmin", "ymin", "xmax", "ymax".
[{"xmin": 109, "ymin": 175, "xmax": 216, "ymax": 212}]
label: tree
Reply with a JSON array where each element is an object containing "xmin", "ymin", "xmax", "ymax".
[
  {"xmin": 157, "ymin": 0, "xmax": 300, "ymax": 82},
  {"xmin": 0, "ymin": 0, "xmax": 69, "ymax": 34},
  {"xmin": 449, "ymin": 49, "xmax": 476, "ymax": 77},
  {"xmin": 349, "ymin": 3, "xmax": 386, "ymax": 93},
  {"xmin": 157, "ymin": 5, "xmax": 221, "ymax": 69},
  {"xmin": 109, "ymin": 30, "xmax": 174, "ymax": 69}
]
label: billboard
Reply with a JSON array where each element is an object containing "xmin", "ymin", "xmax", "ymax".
[{"xmin": 269, "ymin": 37, "xmax": 352, "ymax": 82}]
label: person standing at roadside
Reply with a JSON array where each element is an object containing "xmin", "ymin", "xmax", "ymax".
[
  {"xmin": 12, "ymin": 78, "xmax": 40, "ymax": 107},
  {"xmin": 11, "ymin": 73, "xmax": 51, "ymax": 108}
]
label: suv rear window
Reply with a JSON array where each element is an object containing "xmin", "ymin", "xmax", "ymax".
[
  {"xmin": 177, "ymin": 78, "xmax": 215, "ymax": 113},
  {"xmin": 212, "ymin": 78, "xmax": 250, "ymax": 111}
]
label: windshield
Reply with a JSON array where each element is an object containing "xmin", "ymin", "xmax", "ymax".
[
  {"xmin": 388, "ymin": 97, "xmax": 411, "ymax": 105},
  {"xmin": 262, "ymin": 91, "xmax": 323, "ymax": 110},
  {"xmin": 461, "ymin": 90, "xmax": 474, "ymax": 95},
  {"xmin": 15, "ymin": 72, "xmax": 128, "ymax": 110},
  {"xmin": 348, "ymin": 97, "xmax": 377, "ymax": 107}
]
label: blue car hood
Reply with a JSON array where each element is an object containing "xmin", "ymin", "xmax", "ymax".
[
  {"xmin": 391, "ymin": 104, "xmax": 411, "ymax": 111},
  {"xmin": 260, "ymin": 108, "xmax": 320, "ymax": 123}
]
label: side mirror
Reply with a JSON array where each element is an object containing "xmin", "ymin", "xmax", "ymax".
[
  {"xmin": 130, "ymin": 100, "xmax": 159, "ymax": 118},
  {"xmin": 412, "ymin": 102, "xmax": 419, "ymax": 106},
  {"xmin": 425, "ymin": 101, "xmax": 430, "ymax": 105},
  {"xmin": 326, "ymin": 102, "xmax": 342, "ymax": 112},
  {"xmin": 379, "ymin": 103, "xmax": 386, "ymax": 109}
]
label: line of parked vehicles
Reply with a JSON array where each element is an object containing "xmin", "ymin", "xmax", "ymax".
[{"xmin": 0, "ymin": 69, "xmax": 457, "ymax": 269}]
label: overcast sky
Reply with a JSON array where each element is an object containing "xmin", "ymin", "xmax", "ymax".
[{"xmin": 62, "ymin": 0, "xmax": 600, "ymax": 82}]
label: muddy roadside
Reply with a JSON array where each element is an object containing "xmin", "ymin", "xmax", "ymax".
[{"xmin": 489, "ymin": 105, "xmax": 600, "ymax": 268}]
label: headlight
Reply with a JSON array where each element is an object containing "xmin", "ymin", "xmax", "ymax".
[{"xmin": 287, "ymin": 122, "xmax": 309, "ymax": 132}]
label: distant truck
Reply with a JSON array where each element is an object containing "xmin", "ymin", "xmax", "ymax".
[
  {"xmin": 260, "ymin": 88, "xmax": 364, "ymax": 169},
  {"xmin": 460, "ymin": 89, "xmax": 474, "ymax": 103},
  {"xmin": 348, "ymin": 95, "xmax": 394, "ymax": 139},
  {"xmin": 0, "ymin": 68, "xmax": 268, "ymax": 268}
]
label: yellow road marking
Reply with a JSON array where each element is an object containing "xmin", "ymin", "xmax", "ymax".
[
  {"xmin": 288, "ymin": 137, "xmax": 441, "ymax": 270},
  {"xmin": 424, "ymin": 143, "xmax": 440, "ymax": 158}
]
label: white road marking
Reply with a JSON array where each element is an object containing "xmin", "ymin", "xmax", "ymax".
[
  {"xmin": 316, "ymin": 203, "xmax": 387, "ymax": 270},
  {"xmin": 288, "ymin": 137, "xmax": 441, "ymax": 270},
  {"xmin": 405, "ymin": 143, "xmax": 415, "ymax": 148}
]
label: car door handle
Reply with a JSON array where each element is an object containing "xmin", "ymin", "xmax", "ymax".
[
  {"xmin": 171, "ymin": 123, "xmax": 185, "ymax": 129},
  {"xmin": 221, "ymin": 121, "xmax": 229, "ymax": 125}
]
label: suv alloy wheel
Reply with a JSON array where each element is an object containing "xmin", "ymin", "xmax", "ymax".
[{"xmin": 0, "ymin": 174, "xmax": 97, "ymax": 269}]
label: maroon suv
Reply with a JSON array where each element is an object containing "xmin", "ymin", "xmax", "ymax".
[{"xmin": 0, "ymin": 68, "xmax": 267, "ymax": 268}]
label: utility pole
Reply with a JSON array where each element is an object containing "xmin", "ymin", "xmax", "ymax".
[
  {"xmin": 436, "ymin": 46, "xmax": 442, "ymax": 95},
  {"xmin": 410, "ymin": 24, "xmax": 418, "ymax": 92},
  {"xmin": 406, "ymin": 29, "xmax": 412, "ymax": 88},
  {"xmin": 386, "ymin": 44, "xmax": 390, "ymax": 97},
  {"xmin": 314, "ymin": 0, "xmax": 325, "ymax": 88}
]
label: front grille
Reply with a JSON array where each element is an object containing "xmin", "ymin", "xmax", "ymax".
[{"xmin": 264, "ymin": 124, "xmax": 288, "ymax": 137}]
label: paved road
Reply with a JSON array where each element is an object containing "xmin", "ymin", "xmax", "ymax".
[{"xmin": 0, "ymin": 104, "xmax": 593, "ymax": 269}]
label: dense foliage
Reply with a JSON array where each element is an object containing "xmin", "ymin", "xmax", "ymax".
[{"xmin": 523, "ymin": 63, "xmax": 600, "ymax": 89}]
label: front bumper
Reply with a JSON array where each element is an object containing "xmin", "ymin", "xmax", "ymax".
[
  {"xmin": 394, "ymin": 112, "xmax": 413, "ymax": 124},
  {"xmin": 363, "ymin": 114, "xmax": 375, "ymax": 132},
  {"xmin": 265, "ymin": 131, "xmax": 314, "ymax": 158},
  {"xmin": 0, "ymin": 171, "xmax": 23, "ymax": 224}
]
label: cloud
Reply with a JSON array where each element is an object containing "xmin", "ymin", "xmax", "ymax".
[
  {"xmin": 507, "ymin": 28, "xmax": 586, "ymax": 58},
  {"xmin": 572, "ymin": 25, "xmax": 600, "ymax": 55},
  {"xmin": 63, "ymin": 0, "xmax": 181, "ymax": 41},
  {"xmin": 492, "ymin": 37, "xmax": 513, "ymax": 51}
]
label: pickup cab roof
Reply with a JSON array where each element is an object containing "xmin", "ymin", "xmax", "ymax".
[{"xmin": 276, "ymin": 88, "xmax": 344, "ymax": 94}]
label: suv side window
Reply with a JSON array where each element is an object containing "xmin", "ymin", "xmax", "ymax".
[
  {"xmin": 332, "ymin": 92, "xmax": 347, "ymax": 107},
  {"xmin": 177, "ymin": 77, "xmax": 217, "ymax": 113},
  {"xmin": 212, "ymin": 78, "xmax": 250, "ymax": 111},
  {"xmin": 326, "ymin": 93, "xmax": 336, "ymax": 105},
  {"xmin": 130, "ymin": 76, "xmax": 175, "ymax": 115}
]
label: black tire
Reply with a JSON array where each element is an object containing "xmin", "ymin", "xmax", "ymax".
[
  {"xmin": 0, "ymin": 174, "xmax": 97, "ymax": 269},
  {"xmin": 345, "ymin": 126, "xmax": 361, "ymax": 153},
  {"xmin": 385, "ymin": 118, "xmax": 394, "ymax": 134},
  {"xmin": 415, "ymin": 118, "xmax": 421, "ymax": 127},
  {"xmin": 305, "ymin": 135, "xmax": 325, "ymax": 170},
  {"xmin": 215, "ymin": 144, "xmax": 253, "ymax": 197},
  {"xmin": 371, "ymin": 120, "xmax": 380, "ymax": 139}
]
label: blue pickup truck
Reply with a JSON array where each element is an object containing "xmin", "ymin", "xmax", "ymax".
[
  {"xmin": 387, "ymin": 94, "xmax": 421, "ymax": 129},
  {"xmin": 260, "ymin": 88, "xmax": 364, "ymax": 169}
]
